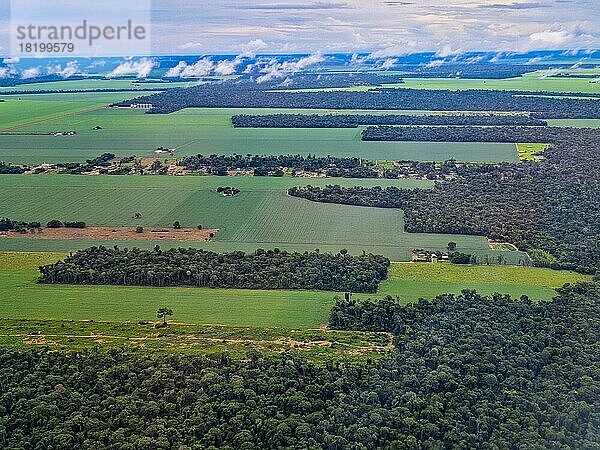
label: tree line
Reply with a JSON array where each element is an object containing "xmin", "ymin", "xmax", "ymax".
[
  {"xmin": 38, "ymin": 246, "xmax": 390, "ymax": 293},
  {"xmin": 361, "ymin": 125, "xmax": 600, "ymax": 143},
  {"xmin": 1, "ymin": 282, "xmax": 598, "ymax": 449},
  {"xmin": 231, "ymin": 113, "xmax": 547, "ymax": 128},
  {"xmin": 0, "ymin": 162, "xmax": 25, "ymax": 174}
]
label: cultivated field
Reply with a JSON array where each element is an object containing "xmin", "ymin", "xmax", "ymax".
[
  {"xmin": 0, "ymin": 101, "xmax": 520, "ymax": 164},
  {"xmin": 0, "ymin": 175, "xmax": 526, "ymax": 262},
  {"xmin": 0, "ymin": 253, "xmax": 590, "ymax": 329},
  {"xmin": 281, "ymin": 72, "xmax": 600, "ymax": 94}
]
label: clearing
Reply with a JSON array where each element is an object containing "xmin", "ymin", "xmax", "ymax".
[
  {"xmin": 0, "ymin": 253, "xmax": 590, "ymax": 328},
  {"xmin": 1, "ymin": 226, "xmax": 218, "ymax": 242}
]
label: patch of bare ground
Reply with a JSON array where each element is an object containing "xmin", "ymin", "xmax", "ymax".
[{"xmin": 0, "ymin": 226, "xmax": 219, "ymax": 242}]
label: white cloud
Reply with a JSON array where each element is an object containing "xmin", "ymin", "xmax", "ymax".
[
  {"xmin": 108, "ymin": 58, "xmax": 157, "ymax": 78},
  {"xmin": 47, "ymin": 61, "xmax": 80, "ymax": 78},
  {"xmin": 255, "ymin": 53, "xmax": 325, "ymax": 83},
  {"xmin": 435, "ymin": 45, "xmax": 462, "ymax": 58},
  {"xmin": 3, "ymin": 57, "xmax": 20, "ymax": 64},
  {"xmin": 21, "ymin": 67, "xmax": 41, "ymax": 79},
  {"xmin": 529, "ymin": 30, "xmax": 573, "ymax": 45},
  {"xmin": 378, "ymin": 58, "xmax": 397, "ymax": 69},
  {"xmin": 424, "ymin": 59, "xmax": 446, "ymax": 68},
  {"xmin": 178, "ymin": 42, "xmax": 203, "ymax": 50}
]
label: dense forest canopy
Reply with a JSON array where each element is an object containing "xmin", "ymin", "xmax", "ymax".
[
  {"xmin": 115, "ymin": 83, "xmax": 600, "ymax": 118},
  {"xmin": 231, "ymin": 113, "xmax": 547, "ymax": 128},
  {"xmin": 2, "ymin": 284, "xmax": 598, "ymax": 449},
  {"xmin": 38, "ymin": 247, "xmax": 390, "ymax": 293}
]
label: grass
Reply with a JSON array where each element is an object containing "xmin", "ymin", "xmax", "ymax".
[
  {"xmin": 0, "ymin": 254, "xmax": 591, "ymax": 329},
  {"xmin": 280, "ymin": 71, "xmax": 600, "ymax": 94},
  {"xmin": 0, "ymin": 319, "xmax": 392, "ymax": 363},
  {"xmin": 0, "ymin": 104, "xmax": 519, "ymax": 164},
  {"xmin": 0, "ymin": 78, "xmax": 201, "ymax": 92},
  {"xmin": 516, "ymin": 143, "xmax": 550, "ymax": 161},
  {"xmin": 373, "ymin": 262, "xmax": 591, "ymax": 303},
  {"xmin": 0, "ymin": 174, "xmax": 526, "ymax": 263}
]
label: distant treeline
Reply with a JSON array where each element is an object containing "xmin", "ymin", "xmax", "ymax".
[
  {"xmin": 179, "ymin": 154, "xmax": 480, "ymax": 179},
  {"xmin": 0, "ymin": 88, "xmax": 168, "ymax": 96},
  {"xmin": 179, "ymin": 153, "xmax": 383, "ymax": 178},
  {"xmin": 115, "ymin": 82, "xmax": 600, "ymax": 118},
  {"xmin": 361, "ymin": 125, "xmax": 600, "ymax": 143},
  {"xmin": 231, "ymin": 113, "xmax": 548, "ymax": 128},
  {"xmin": 179, "ymin": 154, "xmax": 362, "ymax": 172},
  {"xmin": 39, "ymin": 247, "xmax": 390, "ymax": 293},
  {"xmin": 0, "ymin": 162, "xmax": 25, "ymax": 174}
]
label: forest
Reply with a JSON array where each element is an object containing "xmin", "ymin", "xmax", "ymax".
[
  {"xmin": 0, "ymin": 162, "xmax": 26, "ymax": 174},
  {"xmin": 231, "ymin": 113, "xmax": 547, "ymax": 128},
  {"xmin": 116, "ymin": 82, "xmax": 600, "ymax": 118},
  {"xmin": 1, "ymin": 283, "xmax": 598, "ymax": 449},
  {"xmin": 361, "ymin": 125, "xmax": 600, "ymax": 143},
  {"xmin": 38, "ymin": 246, "xmax": 390, "ymax": 293},
  {"xmin": 178, "ymin": 154, "xmax": 363, "ymax": 173},
  {"xmin": 289, "ymin": 124, "xmax": 600, "ymax": 273}
]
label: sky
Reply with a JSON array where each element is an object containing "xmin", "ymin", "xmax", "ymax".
[
  {"xmin": 0, "ymin": 0, "xmax": 599, "ymax": 80},
  {"xmin": 147, "ymin": 0, "xmax": 600, "ymax": 55}
]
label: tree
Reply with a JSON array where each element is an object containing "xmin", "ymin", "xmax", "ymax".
[
  {"xmin": 447, "ymin": 242, "xmax": 457, "ymax": 252},
  {"xmin": 157, "ymin": 307, "xmax": 173, "ymax": 325},
  {"xmin": 173, "ymin": 221, "xmax": 181, "ymax": 229},
  {"xmin": 136, "ymin": 226, "xmax": 144, "ymax": 234},
  {"xmin": 47, "ymin": 220, "xmax": 63, "ymax": 228}
]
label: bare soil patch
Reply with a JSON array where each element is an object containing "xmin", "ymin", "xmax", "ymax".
[{"xmin": 1, "ymin": 226, "xmax": 219, "ymax": 242}]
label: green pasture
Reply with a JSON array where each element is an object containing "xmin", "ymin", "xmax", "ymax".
[
  {"xmin": 0, "ymin": 174, "xmax": 526, "ymax": 262},
  {"xmin": 516, "ymin": 143, "xmax": 549, "ymax": 161},
  {"xmin": 0, "ymin": 105, "xmax": 519, "ymax": 164},
  {"xmin": 0, "ymin": 253, "xmax": 590, "ymax": 328},
  {"xmin": 0, "ymin": 78, "xmax": 200, "ymax": 92},
  {"xmin": 280, "ymin": 72, "xmax": 600, "ymax": 94}
]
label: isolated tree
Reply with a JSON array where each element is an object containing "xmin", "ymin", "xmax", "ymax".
[
  {"xmin": 134, "ymin": 212, "xmax": 142, "ymax": 219},
  {"xmin": 136, "ymin": 226, "xmax": 144, "ymax": 234},
  {"xmin": 447, "ymin": 242, "xmax": 457, "ymax": 252},
  {"xmin": 157, "ymin": 307, "xmax": 173, "ymax": 325},
  {"xmin": 173, "ymin": 221, "xmax": 181, "ymax": 229}
]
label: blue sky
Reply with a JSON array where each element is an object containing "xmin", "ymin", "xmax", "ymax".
[{"xmin": 145, "ymin": 0, "xmax": 600, "ymax": 55}]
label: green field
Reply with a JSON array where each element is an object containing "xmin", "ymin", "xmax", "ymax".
[
  {"xmin": 0, "ymin": 78, "xmax": 201, "ymax": 92},
  {"xmin": 516, "ymin": 143, "xmax": 549, "ymax": 161},
  {"xmin": 0, "ymin": 174, "xmax": 527, "ymax": 262},
  {"xmin": 281, "ymin": 72, "xmax": 600, "ymax": 94},
  {"xmin": 0, "ymin": 253, "xmax": 590, "ymax": 328},
  {"xmin": 0, "ymin": 104, "xmax": 519, "ymax": 164}
]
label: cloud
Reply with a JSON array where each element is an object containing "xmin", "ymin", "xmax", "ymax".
[
  {"xmin": 0, "ymin": 66, "xmax": 15, "ymax": 78},
  {"xmin": 424, "ymin": 59, "xmax": 446, "ymax": 68},
  {"xmin": 435, "ymin": 45, "xmax": 462, "ymax": 58},
  {"xmin": 479, "ymin": 2, "xmax": 547, "ymax": 10},
  {"xmin": 235, "ymin": 2, "xmax": 348, "ymax": 10},
  {"xmin": 378, "ymin": 58, "xmax": 398, "ymax": 69},
  {"xmin": 529, "ymin": 30, "xmax": 573, "ymax": 45},
  {"xmin": 108, "ymin": 58, "xmax": 157, "ymax": 78},
  {"xmin": 3, "ymin": 57, "xmax": 20, "ymax": 64},
  {"xmin": 238, "ymin": 39, "xmax": 268, "ymax": 58},
  {"xmin": 255, "ymin": 53, "xmax": 325, "ymax": 83},
  {"xmin": 178, "ymin": 42, "xmax": 203, "ymax": 51},
  {"xmin": 21, "ymin": 67, "xmax": 41, "ymax": 79},
  {"xmin": 366, "ymin": 42, "xmax": 418, "ymax": 59},
  {"xmin": 47, "ymin": 61, "xmax": 80, "ymax": 78},
  {"xmin": 167, "ymin": 58, "xmax": 215, "ymax": 77}
]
